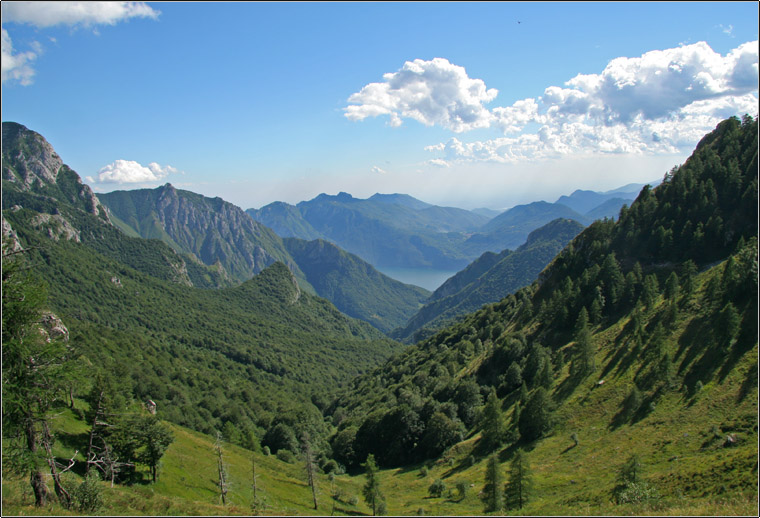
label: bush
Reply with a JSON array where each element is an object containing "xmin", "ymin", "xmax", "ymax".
[
  {"xmin": 348, "ymin": 495, "xmax": 359, "ymax": 506},
  {"xmin": 456, "ymin": 480, "xmax": 468, "ymax": 500},
  {"xmin": 616, "ymin": 481, "xmax": 659, "ymax": 505},
  {"xmin": 428, "ymin": 478, "xmax": 446, "ymax": 498},
  {"xmin": 262, "ymin": 445, "xmax": 271, "ymax": 456},
  {"xmin": 72, "ymin": 473, "xmax": 103, "ymax": 512},
  {"xmin": 276, "ymin": 449, "xmax": 296, "ymax": 464}
]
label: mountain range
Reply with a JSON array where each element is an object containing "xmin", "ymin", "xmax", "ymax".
[
  {"xmin": 1, "ymin": 115, "xmax": 756, "ymax": 516},
  {"xmin": 247, "ymin": 183, "xmax": 649, "ymax": 271}
]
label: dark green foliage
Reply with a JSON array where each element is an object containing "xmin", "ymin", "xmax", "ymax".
[
  {"xmin": 479, "ymin": 389, "xmax": 507, "ymax": 450},
  {"xmin": 427, "ymin": 478, "xmax": 446, "ymax": 498},
  {"xmin": 505, "ymin": 449, "xmax": 532, "ymax": 510},
  {"xmin": 108, "ymin": 413, "xmax": 174, "ymax": 483},
  {"xmin": 263, "ymin": 423, "xmax": 299, "ymax": 455},
  {"xmin": 2, "ymin": 244, "xmax": 76, "ymax": 506},
  {"xmin": 518, "ymin": 387, "xmax": 554, "ymax": 442},
  {"xmin": 572, "ymin": 309, "xmax": 595, "ymax": 376},
  {"xmin": 482, "ymin": 453, "xmax": 504, "ymax": 512}
]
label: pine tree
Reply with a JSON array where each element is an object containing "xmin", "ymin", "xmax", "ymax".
[
  {"xmin": 573, "ymin": 309, "xmax": 595, "ymax": 376},
  {"xmin": 362, "ymin": 454, "xmax": 384, "ymax": 516},
  {"xmin": 2, "ymin": 246, "xmax": 77, "ymax": 507},
  {"xmin": 480, "ymin": 388, "xmax": 506, "ymax": 450},
  {"xmin": 482, "ymin": 453, "xmax": 504, "ymax": 512},
  {"xmin": 518, "ymin": 387, "xmax": 554, "ymax": 442},
  {"xmin": 505, "ymin": 449, "xmax": 533, "ymax": 510}
]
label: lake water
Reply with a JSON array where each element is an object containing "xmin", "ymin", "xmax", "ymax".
[{"xmin": 376, "ymin": 267, "xmax": 459, "ymax": 292}]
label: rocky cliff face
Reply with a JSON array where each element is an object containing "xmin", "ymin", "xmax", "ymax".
[
  {"xmin": 2, "ymin": 122, "xmax": 109, "ymax": 222},
  {"xmin": 99, "ymin": 183, "xmax": 301, "ymax": 283}
]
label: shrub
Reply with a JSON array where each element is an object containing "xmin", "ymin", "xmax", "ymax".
[
  {"xmin": 456, "ymin": 480, "xmax": 468, "ymax": 500},
  {"xmin": 276, "ymin": 449, "xmax": 296, "ymax": 464},
  {"xmin": 616, "ymin": 481, "xmax": 659, "ymax": 505},
  {"xmin": 72, "ymin": 473, "xmax": 103, "ymax": 512},
  {"xmin": 428, "ymin": 478, "xmax": 446, "ymax": 498}
]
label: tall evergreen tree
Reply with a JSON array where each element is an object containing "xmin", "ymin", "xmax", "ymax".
[
  {"xmin": 480, "ymin": 388, "xmax": 506, "ymax": 450},
  {"xmin": 2, "ymin": 246, "xmax": 77, "ymax": 507},
  {"xmin": 362, "ymin": 454, "xmax": 384, "ymax": 516},
  {"xmin": 573, "ymin": 309, "xmax": 595, "ymax": 376},
  {"xmin": 482, "ymin": 453, "xmax": 504, "ymax": 512},
  {"xmin": 518, "ymin": 387, "xmax": 554, "ymax": 442},
  {"xmin": 505, "ymin": 449, "xmax": 533, "ymax": 510}
]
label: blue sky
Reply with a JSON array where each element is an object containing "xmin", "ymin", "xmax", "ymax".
[{"xmin": 2, "ymin": 2, "xmax": 758, "ymax": 210}]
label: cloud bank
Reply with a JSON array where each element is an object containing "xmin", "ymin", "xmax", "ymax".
[
  {"xmin": 87, "ymin": 160, "xmax": 179, "ymax": 185},
  {"xmin": 347, "ymin": 41, "xmax": 758, "ymax": 163},
  {"xmin": 1, "ymin": 29, "xmax": 37, "ymax": 85},
  {"xmin": 1, "ymin": 1, "xmax": 159, "ymax": 28},
  {"xmin": 1, "ymin": 2, "xmax": 159, "ymax": 86}
]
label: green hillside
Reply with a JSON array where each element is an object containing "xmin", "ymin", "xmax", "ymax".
[
  {"xmin": 284, "ymin": 238, "xmax": 431, "ymax": 334},
  {"xmin": 324, "ymin": 116, "xmax": 758, "ymax": 511},
  {"xmin": 394, "ymin": 218, "xmax": 585, "ymax": 343},
  {"xmin": 2, "ymin": 116, "xmax": 757, "ymax": 517}
]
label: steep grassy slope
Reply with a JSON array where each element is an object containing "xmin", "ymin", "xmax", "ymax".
[{"xmin": 323, "ymin": 116, "xmax": 758, "ymax": 512}]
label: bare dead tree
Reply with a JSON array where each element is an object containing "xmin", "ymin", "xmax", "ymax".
[
  {"xmin": 301, "ymin": 432, "xmax": 318, "ymax": 510},
  {"xmin": 215, "ymin": 432, "xmax": 229, "ymax": 506}
]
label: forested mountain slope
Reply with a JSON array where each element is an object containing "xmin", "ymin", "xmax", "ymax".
[
  {"xmin": 97, "ymin": 180, "xmax": 434, "ymax": 333},
  {"xmin": 98, "ymin": 184, "xmax": 304, "ymax": 286},
  {"xmin": 325, "ymin": 116, "xmax": 757, "ymax": 512},
  {"xmin": 283, "ymin": 238, "xmax": 430, "ymax": 334},
  {"xmin": 2, "ymin": 122, "xmax": 402, "ymax": 463},
  {"xmin": 394, "ymin": 218, "xmax": 584, "ymax": 343}
]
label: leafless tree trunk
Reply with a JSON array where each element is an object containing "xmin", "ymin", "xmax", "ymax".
[
  {"xmin": 301, "ymin": 432, "xmax": 318, "ymax": 510},
  {"xmin": 215, "ymin": 432, "xmax": 228, "ymax": 506}
]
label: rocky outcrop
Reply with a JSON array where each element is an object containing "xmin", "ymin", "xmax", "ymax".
[
  {"xmin": 99, "ymin": 183, "xmax": 300, "ymax": 283},
  {"xmin": 2, "ymin": 217, "xmax": 23, "ymax": 252},
  {"xmin": 30, "ymin": 213, "xmax": 82, "ymax": 242},
  {"xmin": 2, "ymin": 122, "xmax": 110, "ymax": 222},
  {"xmin": 38, "ymin": 312, "xmax": 70, "ymax": 343}
]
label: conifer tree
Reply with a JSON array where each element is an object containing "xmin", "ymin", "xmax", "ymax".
[
  {"xmin": 573, "ymin": 309, "xmax": 595, "ymax": 376},
  {"xmin": 362, "ymin": 454, "xmax": 384, "ymax": 516},
  {"xmin": 480, "ymin": 388, "xmax": 506, "ymax": 450},
  {"xmin": 2, "ymin": 246, "xmax": 77, "ymax": 507},
  {"xmin": 518, "ymin": 387, "xmax": 554, "ymax": 442},
  {"xmin": 505, "ymin": 449, "xmax": 533, "ymax": 510},
  {"xmin": 481, "ymin": 453, "xmax": 503, "ymax": 512}
]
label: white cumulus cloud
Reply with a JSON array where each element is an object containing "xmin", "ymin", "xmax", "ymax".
[
  {"xmin": 1, "ymin": 2, "xmax": 159, "ymax": 86},
  {"xmin": 424, "ymin": 40, "xmax": 758, "ymax": 164},
  {"xmin": 88, "ymin": 160, "xmax": 179, "ymax": 185},
  {"xmin": 371, "ymin": 166, "xmax": 387, "ymax": 175},
  {"xmin": 1, "ymin": 28, "xmax": 37, "ymax": 85},
  {"xmin": 1, "ymin": 1, "xmax": 159, "ymax": 28},
  {"xmin": 345, "ymin": 57, "xmax": 498, "ymax": 132}
]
